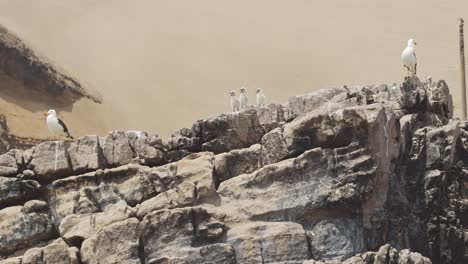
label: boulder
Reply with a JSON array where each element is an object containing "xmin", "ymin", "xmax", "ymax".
[
  {"xmin": 309, "ymin": 218, "xmax": 364, "ymax": 261},
  {"xmin": 137, "ymin": 181, "xmax": 196, "ymax": 219},
  {"xmin": 0, "ymin": 205, "xmax": 55, "ymax": 256},
  {"xmin": 81, "ymin": 218, "xmax": 141, "ymax": 264},
  {"xmin": 126, "ymin": 131, "xmax": 166, "ymax": 166},
  {"xmin": 260, "ymin": 127, "xmax": 289, "ymax": 165},
  {"xmin": 0, "ymin": 177, "xmax": 41, "ymax": 209},
  {"xmin": 213, "ymin": 144, "xmax": 262, "ymax": 184},
  {"xmin": 0, "ymin": 150, "xmax": 21, "ymax": 177},
  {"xmin": 59, "ymin": 200, "xmax": 135, "ymax": 247},
  {"xmin": 141, "ymin": 207, "xmax": 227, "ymax": 262},
  {"xmin": 26, "ymin": 141, "xmax": 72, "ymax": 182},
  {"xmin": 287, "ymin": 87, "xmax": 346, "ymax": 119},
  {"xmin": 68, "ymin": 135, "xmax": 105, "ymax": 174},
  {"xmin": 198, "ymin": 109, "xmax": 265, "ymax": 154},
  {"xmin": 102, "ymin": 131, "xmax": 134, "ymax": 167}
]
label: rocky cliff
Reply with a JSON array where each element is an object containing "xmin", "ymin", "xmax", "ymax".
[{"xmin": 0, "ymin": 76, "xmax": 466, "ymax": 264}]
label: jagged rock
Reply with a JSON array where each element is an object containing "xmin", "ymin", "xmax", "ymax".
[
  {"xmin": 309, "ymin": 218, "xmax": 364, "ymax": 261},
  {"xmin": 213, "ymin": 144, "xmax": 262, "ymax": 184},
  {"xmin": 226, "ymin": 221, "xmax": 309, "ymax": 263},
  {"xmin": 283, "ymin": 104, "xmax": 390, "ymax": 156},
  {"xmin": 137, "ymin": 181, "xmax": 196, "ymax": 219},
  {"xmin": 427, "ymin": 80, "xmax": 453, "ymax": 119},
  {"xmin": 198, "ymin": 109, "xmax": 265, "ymax": 154},
  {"xmin": 218, "ymin": 144, "xmax": 375, "ymax": 222},
  {"xmin": 288, "ymin": 87, "xmax": 345, "ymax": 119},
  {"xmin": 81, "ymin": 218, "xmax": 141, "ymax": 264},
  {"xmin": 0, "ymin": 205, "xmax": 55, "ymax": 256},
  {"xmin": 260, "ymin": 127, "xmax": 289, "ymax": 165},
  {"xmin": 59, "ymin": 200, "xmax": 135, "ymax": 247},
  {"xmin": 399, "ymin": 76, "xmax": 428, "ymax": 112},
  {"xmin": 142, "ymin": 207, "xmax": 227, "ymax": 262},
  {"xmin": 424, "ymin": 120, "xmax": 460, "ymax": 170},
  {"xmin": 48, "ymin": 152, "xmax": 215, "ymax": 225},
  {"xmin": 127, "ymin": 131, "xmax": 166, "ymax": 166},
  {"xmin": 171, "ymin": 152, "xmax": 216, "ymax": 202},
  {"xmin": 256, "ymin": 103, "xmax": 287, "ymax": 131},
  {"xmin": 102, "ymin": 130, "xmax": 134, "ymax": 167},
  {"xmin": 46, "ymin": 165, "xmax": 163, "ymax": 225},
  {"xmin": 0, "ymin": 150, "xmax": 20, "ymax": 177},
  {"xmin": 0, "ymin": 76, "xmax": 464, "ymax": 263},
  {"xmin": 68, "ymin": 135, "xmax": 105, "ymax": 174},
  {"xmin": 0, "ymin": 177, "xmax": 41, "ymax": 209},
  {"xmin": 26, "ymin": 141, "xmax": 72, "ymax": 182}
]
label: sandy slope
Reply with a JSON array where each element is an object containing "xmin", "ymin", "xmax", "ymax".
[{"xmin": 0, "ymin": 0, "xmax": 467, "ymax": 137}]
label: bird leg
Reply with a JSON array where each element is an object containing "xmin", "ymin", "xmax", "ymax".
[
  {"xmin": 414, "ymin": 64, "xmax": 417, "ymax": 75},
  {"xmin": 404, "ymin": 65, "xmax": 411, "ymax": 76}
]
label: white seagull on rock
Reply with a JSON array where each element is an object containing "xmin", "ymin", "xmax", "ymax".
[
  {"xmin": 239, "ymin": 87, "xmax": 248, "ymax": 109},
  {"xmin": 401, "ymin": 38, "xmax": 417, "ymax": 75},
  {"xmin": 229, "ymin": 91, "xmax": 240, "ymax": 112},
  {"xmin": 44, "ymin": 109, "xmax": 73, "ymax": 139},
  {"xmin": 256, "ymin": 88, "xmax": 266, "ymax": 107}
]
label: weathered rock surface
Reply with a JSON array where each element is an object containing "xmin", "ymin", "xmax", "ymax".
[
  {"xmin": 0, "ymin": 203, "xmax": 55, "ymax": 256},
  {"xmin": 1, "ymin": 76, "xmax": 467, "ymax": 263},
  {"xmin": 81, "ymin": 218, "xmax": 141, "ymax": 264},
  {"xmin": 0, "ymin": 177, "xmax": 41, "ymax": 209}
]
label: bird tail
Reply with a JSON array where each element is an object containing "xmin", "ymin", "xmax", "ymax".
[{"xmin": 66, "ymin": 132, "xmax": 74, "ymax": 139}]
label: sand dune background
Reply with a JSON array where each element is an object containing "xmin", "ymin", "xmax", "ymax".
[{"xmin": 0, "ymin": 0, "xmax": 467, "ymax": 137}]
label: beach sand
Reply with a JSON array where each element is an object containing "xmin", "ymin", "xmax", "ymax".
[{"xmin": 0, "ymin": 0, "xmax": 467, "ymax": 137}]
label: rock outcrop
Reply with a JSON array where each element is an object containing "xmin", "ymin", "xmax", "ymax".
[{"xmin": 0, "ymin": 76, "xmax": 467, "ymax": 263}]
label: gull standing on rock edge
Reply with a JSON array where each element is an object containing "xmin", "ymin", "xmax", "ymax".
[
  {"xmin": 44, "ymin": 109, "xmax": 73, "ymax": 139},
  {"xmin": 230, "ymin": 91, "xmax": 240, "ymax": 112},
  {"xmin": 401, "ymin": 38, "xmax": 417, "ymax": 75},
  {"xmin": 256, "ymin": 88, "xmax": 266, "ymax": 107},
  {"xmin": 239, "ymin": 87, "xmax": 248, "ymax": 109}
]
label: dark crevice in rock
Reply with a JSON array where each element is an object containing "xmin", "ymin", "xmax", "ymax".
[{"xmin": 138, "ymin": 235, "xmax": 146, "ymax": 264}]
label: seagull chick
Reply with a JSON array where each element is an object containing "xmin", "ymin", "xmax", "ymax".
[
  {"xmin": 44, "ymin": 109, "xmax": 73, "ymax": 139},
  {"xmin": 256, "ymin": 88, "xmax": 266, "ymax": 107},
  {"xmin": 401, "ymin": 38, "xmax": 417, "ymax": 75},
  {"xmin": 229, "ymin": 91, "xmax": 240, "ymax": 112},
  {"xmin": 239, "ymin": 87, "xmax": 248, "ymax": 109}
]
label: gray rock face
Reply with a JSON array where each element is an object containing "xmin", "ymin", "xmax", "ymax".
[
  {"xmin": 102, "ymin": 130, "xmax": 134, "ymax": 167},
  {"xmin": 59, "ymin": 200, "xmax": 135, "ymax": 247},
  {"xmin": 126, "ymin": 131, "xmax": 166, "ymax": 166},
  {"xmin": 68, "ymin": 135, "xmax": 104, "ymax": 174},
  {"xmin": 2, "ymin": 76, "xmax": 466, "ymax": 263},
  {"xmin": 81, "ymin": 218, "xmax": 141, "ymax": 264},
  {"xmin": 0, "ymin": 177, "xmax": 41, "ymax": 209},
  {"xmin": 226, "ymin": 221, "xmax": 310, "ymax": 263},
  {"xmin": 0, "ymin": 150, "xmax": 20, "ymax": 177},
  {"xmin": 0, "ymin": 205, "xmax": 55, "ymax": 256},
  {"xmin": 27, "ymin": 141, "xmax": 72, "ymax": 182},
  {"xmin": 214, "ymin": 144, "xmax": 262, "ymax": 184},
  {"xmin": 309, "ymin": 218, "xmax": 364, "ymax": 261}
]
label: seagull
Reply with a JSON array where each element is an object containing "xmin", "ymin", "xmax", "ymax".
[
  {"xmin": 401, "ymin": 38, "xmax": 417, "ymax": 75},
  {"xmin": 239, "ymin": 87, "xmax": 248, "ymax": 109},
  {"xmin": 44, "ymin": 109, "xmax": 73, "ymax": 139},
  {"xmin": 229, "ymin": 91, "xmax": 240, "ymax": 112},
  {"xmin": 256, "ymin": 88, "xmax": 266, "ymax": 107}
]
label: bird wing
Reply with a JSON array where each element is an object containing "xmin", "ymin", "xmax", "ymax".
[{"xmin": 57, "ymin": 118, "xmax": 73, "ymax": 138}]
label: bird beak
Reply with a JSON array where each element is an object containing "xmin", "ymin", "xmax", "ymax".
[
  {"xmin": 414, "ymin": 42, "xmax": 417, "ymax": 45},
  {"xmin": 43, "ymin": 112, "xmax": 48, "ymax": 116}
]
